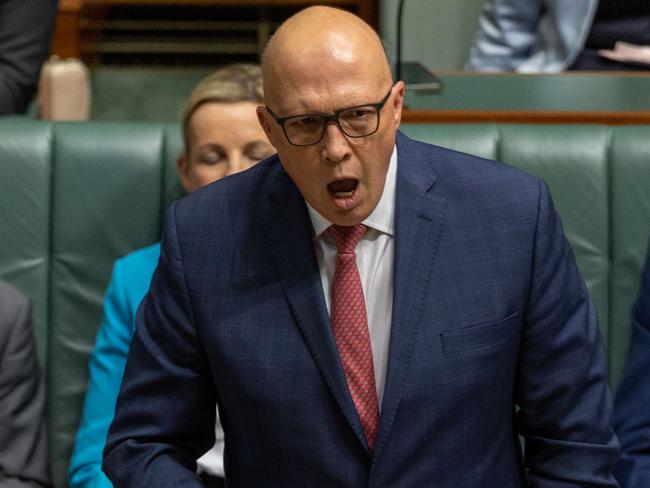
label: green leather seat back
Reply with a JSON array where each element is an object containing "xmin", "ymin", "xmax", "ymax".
[
  {"xmin": 47, "ymin": 123, "xmax": 168, "ymax": 487},
  {"xmin": 398, "ymin": 123, "xmax": 499, "ymax": 160},
  {"xmin": 0, "ymin": 119, "xmax": 52, "ymax": 365},
  {"xmin": 609, "ymin": 126, "xmax": 650, "ymax": 385}
]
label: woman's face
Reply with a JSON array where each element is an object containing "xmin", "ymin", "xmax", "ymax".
[{"xmin": 178, "ymin": 101, "xmax": 275, "ymax": 193}]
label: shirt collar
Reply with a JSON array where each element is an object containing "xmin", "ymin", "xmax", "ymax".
[{"xmin": 307, "ymin": 145, "xmax": 397, "ymax": 239}]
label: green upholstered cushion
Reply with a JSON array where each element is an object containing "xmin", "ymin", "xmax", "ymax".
[
  {"xmin": 47, "ymin": 122, "xmax": 169, "ymax": 487},
  {"xmin": 0, "ymin": 118, "xmax": 52, "ymax": 366},
  {"xmin": 609, "ymin": 126, "xmax": 650, "ymax": 386},
  {"xmin": 400, "ymin": 123, "xmax": 499, "ymax": 160}
]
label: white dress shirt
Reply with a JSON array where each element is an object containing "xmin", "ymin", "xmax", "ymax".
[
  {"xmin": 196, "ymin": 407, "xmax": 224, "ymax": 476},
  {"xmin": 307, "ymin": 146, "xmax": 397, "ymax": 410}
]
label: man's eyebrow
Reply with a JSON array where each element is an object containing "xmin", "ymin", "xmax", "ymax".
[{"xmin": 285, "ymin": 101, "xmax": 376, "ymax": 118}]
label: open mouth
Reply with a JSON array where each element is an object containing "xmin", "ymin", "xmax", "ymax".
[{"xmin": 327, "ymin": 179, "xmax": 358, "ymax": 198}]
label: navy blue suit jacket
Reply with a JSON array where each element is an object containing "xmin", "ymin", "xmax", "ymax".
[
  {"xmin": 104, "ymin": 132, "xmax": 618, "ymax": 487},
  {"xmin": 614, "ymin": 239, "xmax": 650, "ymax": 487}
]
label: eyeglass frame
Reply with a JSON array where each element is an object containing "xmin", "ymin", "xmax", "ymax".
[{"xmin": 265, "ymin": 86, "xmax": 394, "ymax": 147}]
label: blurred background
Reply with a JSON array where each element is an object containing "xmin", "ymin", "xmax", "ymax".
[{"xmin": 46, "ymin": 0, "xmax": 485, "ymax": 121}]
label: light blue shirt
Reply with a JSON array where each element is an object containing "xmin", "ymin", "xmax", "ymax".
[{"xmin": 465, "ymin": 0, "xmax": 599, "ymax": 72}]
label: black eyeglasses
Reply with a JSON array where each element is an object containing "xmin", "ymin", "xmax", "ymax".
[{"xmin": 266, "ymin": 86, "xmax": 394, "ymax": 146}]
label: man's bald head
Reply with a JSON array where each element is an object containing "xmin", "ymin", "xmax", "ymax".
[
  {"xmin": 261, "ymin": 6, "xmax": 392, "ymax": 108},
  {"xmin": 256, "ymin": 6, "xmax": 404, "ymax": 227}
]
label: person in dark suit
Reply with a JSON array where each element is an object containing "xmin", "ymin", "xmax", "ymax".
[
  {"xmin": 103, "ymin": 6, "xmax": 619, "ymax": 486},
  {"xmin": 614, "ymin": 239, "xmax": 650, "ymax": 487},
  {"xmin": 0, "ymin": 0, "xmax": 58, "ymax": 114},
  {"xmin": 0, "ymin": 280, "xmax": 51, "ymax": 487}
]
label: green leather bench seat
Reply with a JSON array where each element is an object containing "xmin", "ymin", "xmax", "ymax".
[
  {"xmin": 609, "ymin": 128, "xmax": 650, "ymax": 382},
  {"xmin": 1, "ymin": 119, "xmax": 649, "ymax": 487}
]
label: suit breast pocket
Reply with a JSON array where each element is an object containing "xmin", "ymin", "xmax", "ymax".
[{"xmin": 440, "ymin": 312, "xmax": 519, "ymax": 355}]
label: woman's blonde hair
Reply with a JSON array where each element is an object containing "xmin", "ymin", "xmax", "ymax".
[{"xmin": 182, "ymin": 63, "xmax": 264, "ymax": 154}]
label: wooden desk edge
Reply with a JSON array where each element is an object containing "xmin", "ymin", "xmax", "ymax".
[{"xmin": 402, "ymin": 109, "xmax": 650, "ymax": 125}]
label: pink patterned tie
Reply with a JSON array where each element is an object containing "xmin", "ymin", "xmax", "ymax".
[{"xmin": 328, "ymin": 224, "xmax": 380, "ymax": 450}]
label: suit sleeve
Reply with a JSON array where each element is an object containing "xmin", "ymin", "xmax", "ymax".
[
  {"xmin": 68, "ymin": 262, "xmax": 135, "ymax": 488},
  {"xmin": 0, "ymin": 287, "xmax": 51, "ymax": 487},
  {"xmin": 613, "ymin": 240, "xmax": 650, "ymax": 488},
  {"xmin": 102, "ymin": 203, "xmax": 216, "ymax": 487},
  {"xmin": 0, "ymin": 0, "xmax": 58, "ymax": 114},
  {"xmin": 515, "ymin": 181, "xmax": 619, "ymax": 487},
  {"xmin": 464, "ymin": 0, "xmax": 543, "ymax": 71}
]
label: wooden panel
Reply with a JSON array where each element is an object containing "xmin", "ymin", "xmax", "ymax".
[
  {"xmin": 51, "ymin": 0, "xmax": 377, "ymax": 65},
  {"xmin": 51, "ymin": 0, "xmax": 82, "ymax": 58},
  {"xmin": 81, "ymin": 0, "xmax": 377, "ymax": 26}
]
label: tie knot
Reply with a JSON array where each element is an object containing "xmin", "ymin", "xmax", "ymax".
[{"xmin": 328, "ymin": 224, "xmax": 367, "ymax": 254}]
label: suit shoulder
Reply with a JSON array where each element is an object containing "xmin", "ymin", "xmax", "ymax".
[
  {"xmin": 401, "ymin": 133, "xmax": 542, "ymax": 197},
  {"xmin": 0, "ymin": 280, "xmax": 31, "ymax": 353},
  {"xmin": 0, "ymin": 280, "xmax": 29, "ymax": 321},
  {"xmin": 172, "ymin": 155, "xmax": 281, "ymax": 230},
  {"xmin": 398, "ymin": 134, "xmax": 546, "ymax": 234}
]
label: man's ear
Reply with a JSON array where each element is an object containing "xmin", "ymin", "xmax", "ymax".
[
  {"xmin": 257, "ymin": 105, "xmax": 282, "ymax": 151},
  {"xmin": 392, "ymin": 81, "xmax": 405, "ymax": 129}
]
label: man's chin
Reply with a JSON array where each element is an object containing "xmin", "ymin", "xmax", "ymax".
[{"xmin": 324, "ymin": 206, "xmax": 372, "ymax": 227}]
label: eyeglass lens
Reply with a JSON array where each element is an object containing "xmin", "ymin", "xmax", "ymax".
[{"xmin": 284, "ymin": 106, "xmax": 380, "ymax": 145}]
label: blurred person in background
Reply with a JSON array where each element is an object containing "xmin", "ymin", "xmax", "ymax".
[
  {"xmin": 465, "ymin": 0, "xmax": 650, "ymax": 72},
  {"xmin": 67, "ymin": 63, "xmax": 275, "ymax": 488},
  {"xmin": 0, "ymin": 0, "xmax": 58, "ymax": 114},
  {"xmin": 0, "ymin": 279, "xmax": 51, "ymax": 487},
  {"xmin": 614, "ymin": 238, "xmax": 650, "ymax": 487}
]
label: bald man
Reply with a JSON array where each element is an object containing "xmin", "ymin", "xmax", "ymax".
[{"xmin": 103, "ymin": 7, "xmax": 619, "ymax": 487}]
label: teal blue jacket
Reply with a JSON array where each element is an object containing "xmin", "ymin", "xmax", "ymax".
[{"xmin": 68, "ymin": 244, "xmax": 160, "ymax": 488}]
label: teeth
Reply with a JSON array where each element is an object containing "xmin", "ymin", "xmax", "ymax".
[{"xmin": 334, "ymin": 191, "xmax": 354, "ymax": 197}]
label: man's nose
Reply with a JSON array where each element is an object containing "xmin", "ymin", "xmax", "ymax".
[{"xmin": 321, "ymin": 121, "xmax": 350, "ymax": 163}]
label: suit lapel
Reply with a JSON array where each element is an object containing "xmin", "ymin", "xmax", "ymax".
[
  {"xmin": 373, "ymin": 132, "xmax": 448, "ymax": 460},
  {"xmin": 259, "ymin": 161, "xmax": 369, "ymax": 450}
]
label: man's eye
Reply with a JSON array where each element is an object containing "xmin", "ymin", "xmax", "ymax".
[
  {"xmin": 289, "ymin": 116, "xmax": 321, "ymax": 128},
  {"xmin": 348, "ymin": 108, "xmax": 373, "ymax": 119}
]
